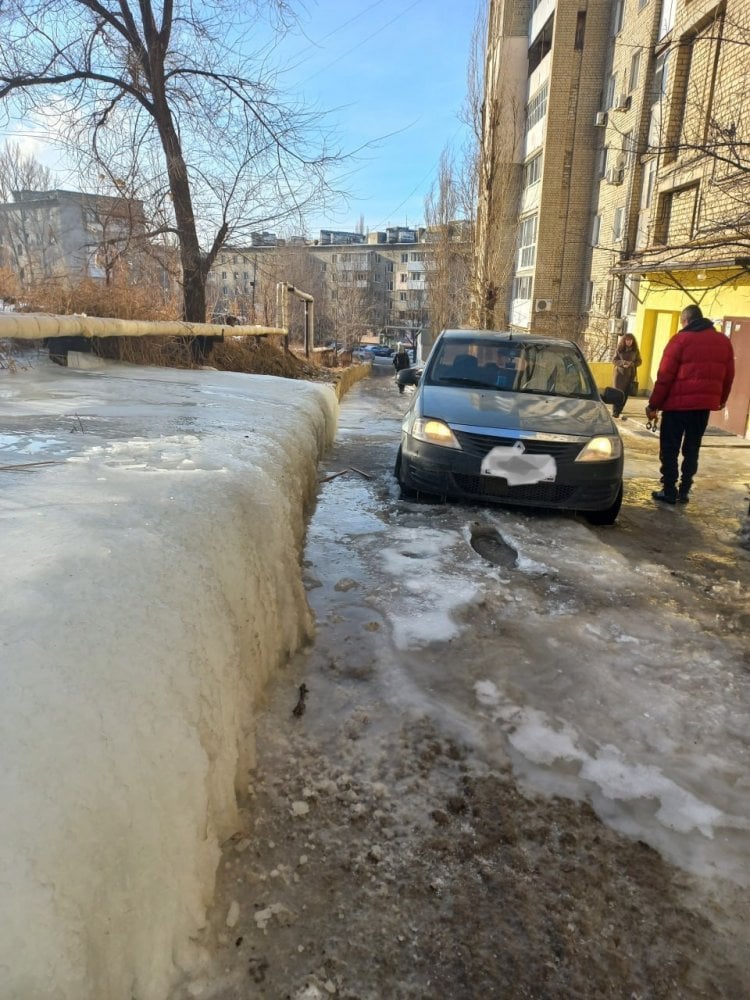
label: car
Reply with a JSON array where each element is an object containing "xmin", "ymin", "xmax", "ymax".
[
  {"xmin": 353, "ymin": 345, "xmax": 376, "ymax": 361},
  {"xmin": 395, "ymin": 329, "xmax": 624, "ymax": 524},
  {"xmin": 370, "ymin": 345, "xmax": 395, "ymax": 357}
]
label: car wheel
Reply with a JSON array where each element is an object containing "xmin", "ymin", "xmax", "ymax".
[
  {"xmin": 395, "ymin": 447, "xmax": 424, "ymax": 501},
  {"xmin": 584, "ymin": 483, "xmax": 623, "ymax": 526}
]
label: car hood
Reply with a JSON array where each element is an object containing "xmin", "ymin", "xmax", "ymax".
[{"xmin": 419, "ymin": 385, "xmax": 616, "ymax": 437}]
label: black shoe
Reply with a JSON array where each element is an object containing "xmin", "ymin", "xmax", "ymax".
[
  {"xmin": 652, "ymin": 490, "xmax": 677, "ymax": 505},
  {"xmin": 676, "ymin": 493, "xmax": 689, "ymax": 504}
]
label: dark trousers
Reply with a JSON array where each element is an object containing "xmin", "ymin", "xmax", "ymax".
[
  {"xmin": 659, "ymin": 409, "xmax": 710, "ymax": 495},
  {"xmin": 613, "ymin": 381, "xmax": 633, "ymax": 417}
]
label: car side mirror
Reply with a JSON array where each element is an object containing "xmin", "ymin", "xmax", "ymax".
[{"xmin": 601, "ymin": 387, "xmax": 625, "ymax": 407}]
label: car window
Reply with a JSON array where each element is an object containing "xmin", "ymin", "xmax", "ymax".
[{"xmin": 425, "ymin": 340, "xmax": 595, "ymax": 398}]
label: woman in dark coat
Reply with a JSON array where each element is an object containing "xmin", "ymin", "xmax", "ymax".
[{"xmin": 612, "ymin": 333, "xmax": 642, "ymax": 418}]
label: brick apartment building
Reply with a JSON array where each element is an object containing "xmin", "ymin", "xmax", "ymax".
[{"xmin": 476, "ymin": 0, "xmax": 750, "ymax": 437}]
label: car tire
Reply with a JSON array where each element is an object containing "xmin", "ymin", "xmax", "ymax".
[
  {"xmin": 395, "ymin": 447, "xmax": 426, "ymax": 501},
  {"xmin": 584, "ymin": 483, "xmax": 623, "ymax": 526}
]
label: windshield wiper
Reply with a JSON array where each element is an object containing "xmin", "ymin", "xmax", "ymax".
[{"xmin": 436, "ymin": 376, "xmax": 497, "ymax": 389}]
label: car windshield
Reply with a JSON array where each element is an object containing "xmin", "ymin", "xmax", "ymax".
[{"xmin": 424, "ymin": 338, "xmax": 597, "ymax": 399}]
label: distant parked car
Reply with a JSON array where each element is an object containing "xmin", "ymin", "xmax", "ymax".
[
  {"xmin": 371, "ymin": 345, "xmax": 394, "ymax": 357},
  {"xmin": 395, "ymin": 329, "xmax": 624, "ymax": 524},
  {"xmin": 353, "ymin": 345, "xmax": 376, "ymax": 361}
]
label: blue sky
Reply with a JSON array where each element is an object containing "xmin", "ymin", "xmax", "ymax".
[
  {"xmin": 275, "ymin": 0, "xmax": 482, "ymax": 234},
  {"xmin": 4, "ymin": 0, "xmax": 481, "ymax": 238}
]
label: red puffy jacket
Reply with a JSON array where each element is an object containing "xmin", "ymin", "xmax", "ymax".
[{"xmin": 649, "ymin": 320, "xmax": 735, "ymax": 412}]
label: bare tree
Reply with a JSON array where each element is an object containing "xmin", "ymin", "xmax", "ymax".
[
  {"xmin": 0, "ymin": 1, "xmax": 341, "ymax": 323},
  {"xmin": 0, "ymin": 142, "xmax": 55, "ymax": 286},
  {"xmin": 424, "ymin": 149, "xmax": 473, "ymax": 338}
]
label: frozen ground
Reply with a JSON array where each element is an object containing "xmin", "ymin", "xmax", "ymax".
[
  {"xmin": 172, "ymin": 372, "xmax": 750, "ymax": 1000},
  {"xmin": 0, "ymin": 352, "xmax": 336, "ymax": 1000}
]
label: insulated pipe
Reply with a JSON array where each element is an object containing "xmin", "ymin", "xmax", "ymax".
[
  {"xmin": 275, "ymin": 283, "xmax": 315, "ymax": 355},
  {"xmin": 0, "ymin": 312, "xmax": 287, "ymax": 341}
]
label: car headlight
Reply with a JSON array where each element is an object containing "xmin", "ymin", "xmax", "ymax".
[
  {"xmin": 575, "ymin": 436, "xmax": 622, "ymax": 462},
  {"xmin": 410, "ymin": 417, "xmax": 460, "ymax": 449}
]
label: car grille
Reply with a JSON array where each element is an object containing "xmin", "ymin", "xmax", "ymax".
[
  {"xmin": 452, "ymin": 430, "xmax": 583, "ymax": 463},
  {"xmin": 453, "ymin": 474, "xmax": 578, "ymax": 504}
]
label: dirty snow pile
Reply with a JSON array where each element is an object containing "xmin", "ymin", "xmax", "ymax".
[{"xmin": 0, "ymin": 355, "xmax": 337, "ymax": 1000}]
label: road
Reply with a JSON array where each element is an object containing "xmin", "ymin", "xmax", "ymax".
[{"xmin": 173, "ymin": 368, "xmax": 750, "ymax": 1000}]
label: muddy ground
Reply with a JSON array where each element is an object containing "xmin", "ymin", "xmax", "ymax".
[{"xmin": 172, "ymin": 374, "xmax": 750, "ymax": 1000}]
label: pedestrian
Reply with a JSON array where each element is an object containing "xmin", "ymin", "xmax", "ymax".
[
  {"xmin": 392, "ymin": 343, "xmax": 411, "ymax": 393},
  {"xmin": 646, "ymin": 304, "xmax": 735, "ymax": 505},
  {"xmin": 392, "ymin": 343, "xmax": 410, "ymax": 374},
  {"xmin": 611, "ymin": 332, "xmax": 642, "ymax": 418}
]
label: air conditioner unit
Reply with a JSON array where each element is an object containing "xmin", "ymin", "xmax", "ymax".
[
  {"xmin": 594, "ymin": 112, "xmax": 608, "ymax": 127},
  {"xmin": 535, "ymin": 298, "xmax": 553, "ymax": 312},
  {"xmin": 605, "ymin": 167, "xmax": 624, "ymax": 185},
  {"xmin": 612, "ymin": 93, "xmax": 631, "ymax": 112},
  {"xmin": 608, "ymin": 318, "xmax": 626, "ymax": 334}
]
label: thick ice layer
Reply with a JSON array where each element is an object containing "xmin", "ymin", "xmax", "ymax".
[{"xmin": 0, "ymin": 359, "xmax": 337, "ymax": 999}]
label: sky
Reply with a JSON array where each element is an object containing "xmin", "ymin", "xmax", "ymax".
[{"xmin": 2, "ymin": 0, "xmax": 481, "ymax": 239}]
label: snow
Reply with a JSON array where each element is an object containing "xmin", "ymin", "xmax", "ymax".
[
  {"xmin": 380, "ymin": 527, "xmax": 478, "ymax": 649},
  {"xmin": 465, "ymin": 513, "xmax": 750, "ymax": 885},
  {"xmin": 0, "ymin": 356, "xmax": 336, "ymax": 1000}
]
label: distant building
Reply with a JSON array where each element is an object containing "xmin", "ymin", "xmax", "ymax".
[
  {"xmin": 317, "ymin": 230, "xmax": 366, "ymax": 246},
  {"xmin": 250, "ymin": 231, "xmax": 278, "ymax": 247},
  {"xmin": 208, "ymin": 233, "xmax": 436, "ymax": 347},
  {"xmin": 0, "ymin": 188, "xmax": 149, "ymax": 287}
]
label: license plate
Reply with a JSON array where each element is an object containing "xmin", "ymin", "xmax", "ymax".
[{"xmin": 480, "ymin": 442, "xmax": 557, "ymax": 486}]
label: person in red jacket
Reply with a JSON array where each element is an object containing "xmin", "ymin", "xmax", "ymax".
[{"xmin": 646, "ymin": 304, "xmax": 735, "ymax": 505}]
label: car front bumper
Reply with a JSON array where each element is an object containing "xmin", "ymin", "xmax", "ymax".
[{"xmin": 400, "ymin": 434, "xmax": 622, "ymax": 511}]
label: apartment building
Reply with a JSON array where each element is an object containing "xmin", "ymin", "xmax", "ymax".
[
  {"xmin": 207, "ymin": 229, "xmax": 435, "ymax": 349},
  {"xmin": 474, "ymin": 0, "xmax": 611, "ymax": 334},
  {"xmin": 614, "ymin": 0, "xmax": 750, "ymax": 436},
  {"xmin": 0, "ymin": 189, "xmax": 149, "ymax": 287},
  {"xmin": 476, "ymin": 0, "xmax": 749, "ymax": 436}
]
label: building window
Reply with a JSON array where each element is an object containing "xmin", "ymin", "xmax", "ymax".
[
  {"xmin": 592, "ymin": 214, "xmax": 601, "ymax": 246},
  {"xmin": 612, "ymin": 0, "xmax": 624, "ymax": 34},
  {"xmin": 410, "ymin": 252, "xmax": 425, "ymax": 262},
  {"xmin": 629, "ymin": 50, "xmax": 641, "ymax": 92},
  {"xmin": 526, "ymin": 83, "xmax": 549, "ymax": 131},
  {"xmin": 400, "ymin": 273, "xmax": 408, "ymax": 283},
  {"xmin": 613, "ymin": 206, "xmax": 624, "ymax": 242},
  {"xmin": 221, "ymin": 271, "xmax": 227, "ymax": 279},
  {"xmin": 622, "ymin": 277, "xmax": 641, "ymax": 314},
  {"xmin": 659, "ymin": 0, "xmax": 676, "ymax": 38},
  {"xmin": 653, "ymin": 50, "xmax": 671, "ymax": 103},
  {"xmin": 528, "ymin": 15, "xmax": 553, "ymax": 74},
  {"xmin": 574, "ymin": 11, "xmax": 586, "ymax": 49},
  {"xmin": 597, "ymin": 146, "xmax": 608, "ymax": 178},
  {"xmin": 523, "ymin": 153, "xmax": 542, "ymax": 188},
  {"xmin": 640, "ymin": 158, "xmax": 657, "ymax": 209},
  {"xmin": 401, "ymin": 253, "xmax": 408, "ymax": 263},
  {"xmin": 605, "ymin": 73, "xmax": 617, "ymax": 110},
  {"xmin": 517, "ymin": 214, "xmax": 538, "ymax": 269},
  {"xmin": 512, "ymin": 275, "xmax": 533, "ymax": 300},
  {"xmin": 399, "ymin": 292, "xmax": 407, "ymax": 301},
  {"xmin": 622, "ymin": 131, "xmax": 636, "ymax": 168}
]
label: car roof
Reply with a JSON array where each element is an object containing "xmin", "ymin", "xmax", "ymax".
[{"xmin": 438, "ymin": 329, "xmax": 580, "ymax": 350}]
